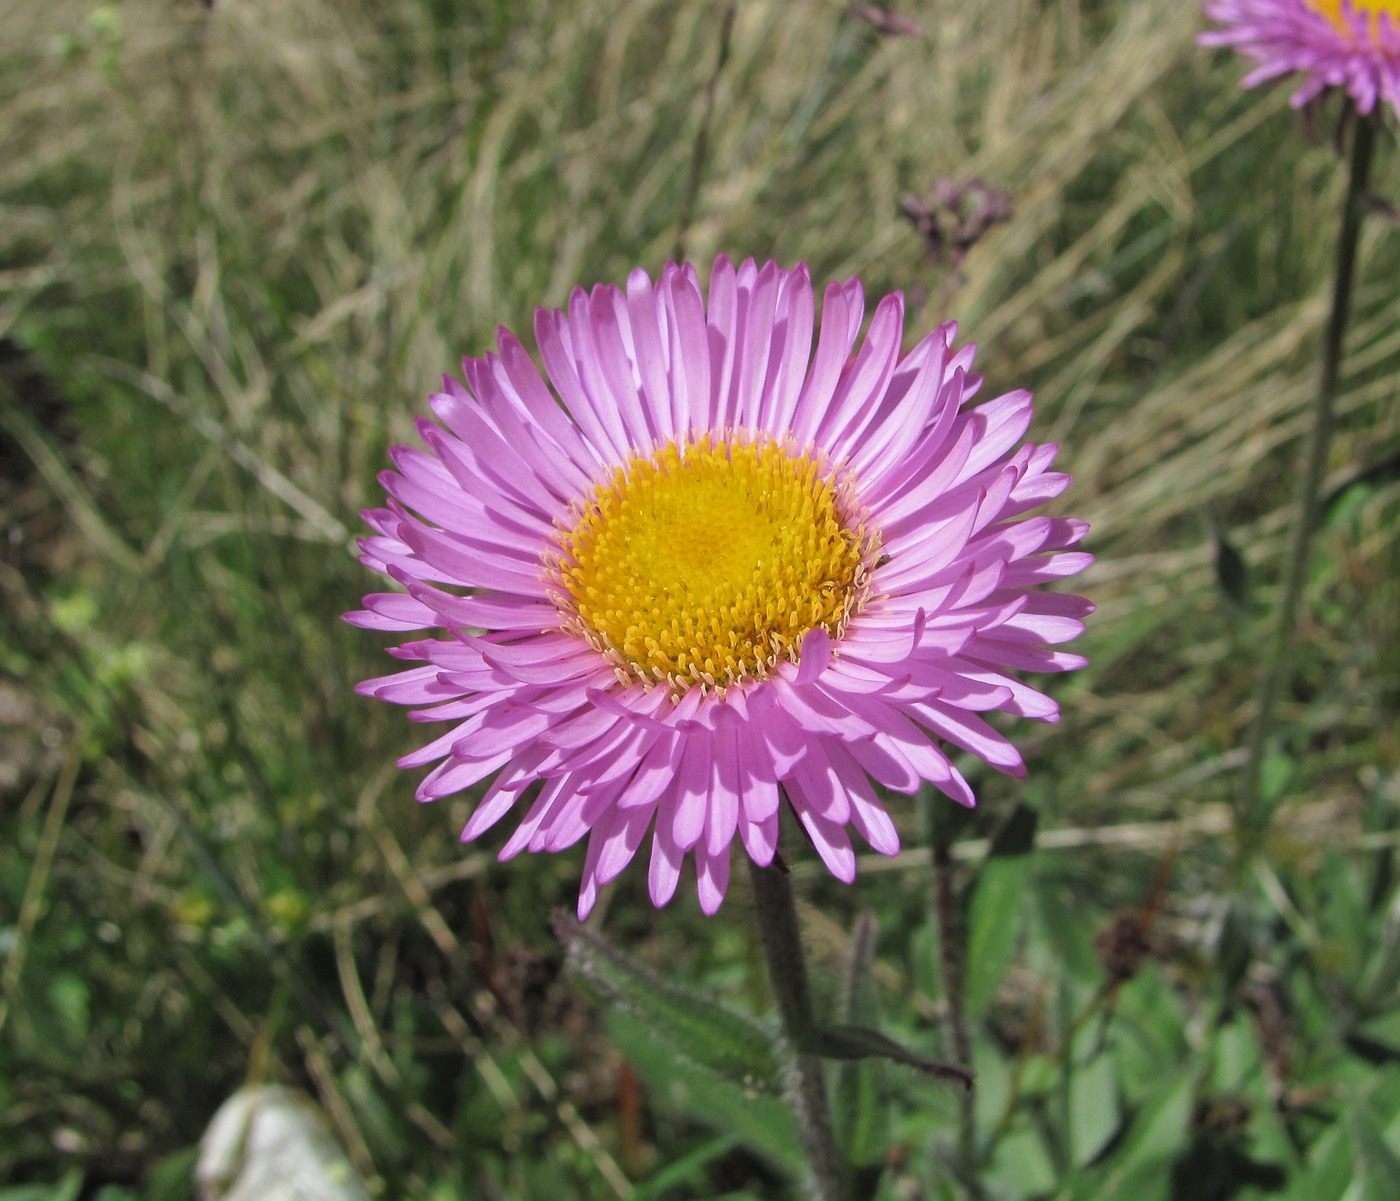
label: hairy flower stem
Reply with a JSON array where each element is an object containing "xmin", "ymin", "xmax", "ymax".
[
  {"xmin": 748, "ymin": 858, "xmax": 850, "ymax": 1201},
  {"xmin": 1237, "ymin": 111, "xmax": 1376, "ymax": 849},
  {"xmin": 931, "ymin": 809, "xmax": 982, "ymax": 1197}
]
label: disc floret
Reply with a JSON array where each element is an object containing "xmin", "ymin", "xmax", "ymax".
[
  {"xmin": 1310, "ymin": 0, "xmax": 1400, "ymax": 37},
  {"xmin": 551, "ymin": 431, "xmax": 880, "ymax": 694}
]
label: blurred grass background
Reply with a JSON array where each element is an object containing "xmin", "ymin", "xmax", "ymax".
[{"xmin": 1, "ymin": 0, "xmax": 1398, "ymax": 1197}]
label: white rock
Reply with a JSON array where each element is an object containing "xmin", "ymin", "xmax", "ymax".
[{"xmin": 196, "ymin": 1085, "xmax": 372, "ymax": 1201}]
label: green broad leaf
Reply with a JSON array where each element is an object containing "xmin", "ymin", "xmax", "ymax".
[
  {"xmin": 0, "ymin": 1174, "xmax": 83, "ymax": 1201},
  {"xmin": 1115, "ymin": 1067, "xmax": 1194, "ymax": 1164},
  {"xmin": 1362, "ymin": 772, "xmax": 1396, "ymax": 917},
  {"xmin": 1359, "ymin": 1064, "xmax": 1400, "ymax": 1120},
  {"xmin": 1357, "ymin": 947, "xmax": 1400, "ymax": 1031},
  {"xmin": 1114, "ymin": 967, "xmax": 1189, "ymax": 1099},
  {"xmin": 1083, "ymin": 1155, "xmax": 1172, "ymax": 1201},
  {"xmin": 555, "ymin": 912, "xmax": 781, "ymax": 1090},
  {"xmin": 965, "ymin": 806, "xmax": 1038, "ymax": 1021},
  {"xmin": 1068, "ymin": 1048, "xmax": 1120, "ymax": 1166},
  {"xmin": 1350, "ymin": 1010, "xmax": 1400, "ymax": 1066},
  {"xmin": 1314, "ymin": 850, "xmax": 1368, "ymax": 984},
  {"xmin": 1323, "ymin": 469, "xmax": 1387, "ymax": 527},
  {"xmin": 1208, "ymin": 1013, "xmax": 1264, "ymax": 1093},
  {"xmin": 606, "ymin": 1008, "xmax": 803, "ymax": 1179},
  {"xmin": 1260, "ymin": 752, "xmax": 1295, "ymax": 806},
  {"xmin": 47, "ymin": 971, "xmax": 91, "ymax": 1047},
  {"xmin": 139, "ymin": 1146, "xmax": 198, "ymax": 1201},
  {"xmin": 971, "ymin": 1037, "xmax": 1012, "ymax": 1138},
  {"xmin": 1292, "ymin": 1124, "xmax": 1354, "ymax": 1201},
  {"xmin": 984, "ymin": 1126, "xmax": 1057, "ymax": 1195},
  {"xmin": 1016, "ymin": 1052, "xmax": 1060, "ymax": 1102},
  {"xmin": 1050, "ymin": 1070, "xmax": 1192, "ymax": 1201},
  {"xmin": 1346, "ymin": 1104, "xmax": 1400, "ymax": 1196},
  {"xmin": 798, "ymin": 1024, "xmax": 973, "ymax": 1090}
]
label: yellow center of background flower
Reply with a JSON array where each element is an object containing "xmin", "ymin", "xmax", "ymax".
[
  {"xmin": 554, "ymin": 433, "xmax": 878, "ymax": 693},
  {"xmin": 1310, "ymin": 0, "xmax": 1400, "ymax": 37}
]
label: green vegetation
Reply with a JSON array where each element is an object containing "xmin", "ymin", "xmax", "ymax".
[{"xmin": 2, "ymin": 1, "xmax": 1398, "ymax": 1197}]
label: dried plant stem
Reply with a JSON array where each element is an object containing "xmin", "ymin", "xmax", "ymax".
[
  {"xmin": 1237, "ymin": 112, "xmax": 1376, "ymax": 846},
  {"xmin": 0, "ymin": 750, "xmax": 80, "ymax": 1040},
  {"xmin": 747, "ymin": 857, "xmax": 849, "ymax": 1201},
  {"xmin": 673, "ymin": 2, "xmax": 736, "ymax": 262},
  {"xmin": 931, "ymin": 813, "xmax": 982, "ymax": 1197}
]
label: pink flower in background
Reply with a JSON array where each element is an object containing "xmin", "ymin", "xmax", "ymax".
[
  {"xmin": 1201, "ymin": 0, "xmax": 1400, "ymax": 117},
  {"xmin": 348, "ymin": 257, "xmax": 1091, "ymax": 918}
]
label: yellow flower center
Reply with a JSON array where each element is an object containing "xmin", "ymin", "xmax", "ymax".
[
  {"xmin": 551, "ymin": 432, "xmax": 879, "ymax": 694},
  {"xmin": 1310, "ymin": 0, "xmax": 1400, "ymax": 37}
]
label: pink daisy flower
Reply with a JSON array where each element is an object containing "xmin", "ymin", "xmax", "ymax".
[
  {"xmin": 348, "ymin": 257, "xmax": 1092, "ymax": 918},
  {"xmin": 1201, "ymin": 0, "xmax": 1400, "ymax": 118}
]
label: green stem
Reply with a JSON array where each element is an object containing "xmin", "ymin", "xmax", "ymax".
[
  {"xmin": 747, "ymin": 857, "xmax": 849, "ymax": 1201},
  {"xmin": 1237, "ymin": 111, "xmax": 1376, "ymax": 847},
  {"xmin": 931, "ymin": 804, "xmax": 982, "ymax": 1197}
]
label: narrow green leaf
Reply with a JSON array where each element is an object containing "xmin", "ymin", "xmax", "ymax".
[
  {"xmin": 841, "ymin": 1067, "xmax": 884, "ymax": 1180},
  {"xmin": 965, "ymin": 809, "xmax": 1036, "ymax": 1022},
  {"xmin": 987, "ymin": 802, "xmax": 1039, "ymax": 858},
  {"xmin": 797, "ymin": 1023, "xmax": 972, "ymax": 1090},
  {"xmin": 837, "ymin": 909, "xmax": 879, "ymax": 1026},
  {"xmin": 554, "ymin": 912, "xmax": 781, "ymax": 1090},
  {"xmin": 1215, "ymin": 897, "xmax": 1260, "ymax": 996},
  {"xmin": 834, "ymin": 910, "xmax": 887, "ymax": 1169},
  {"xmin": 343, "ymin": 1063, "xmax": 408, "ymax": 1171},
  {"xmin": 1203, "ymin": 505, "xmax": 1250, "ymax": 607},
  {"xmin": 629, "ymin": 1134, "xmax": 742, "ymax": 1200}
]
